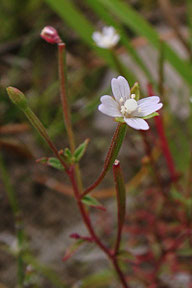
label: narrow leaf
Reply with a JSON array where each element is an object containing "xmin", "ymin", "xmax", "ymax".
[
  {"xmin": 81, "ymin": 195, "xmax": 106, "ymax": 211},
  {"xmin": 74, "ymin": 138, "xmax": 90, "ymax": 162},
  {"xmin": 37, "ymin": 157, "xmax": 64, "ymax": 170},
  {"xmin": 47, "ymin": 157, "xmax": 64, "ymax": 170},
  {"xmin": 64, "ymin": 148, "xmax": 72, "ymax": 159}
]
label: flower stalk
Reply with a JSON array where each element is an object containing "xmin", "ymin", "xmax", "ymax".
[{"xmin": 82, "ymin": 123, "xmax": 127, "ymax": 197}]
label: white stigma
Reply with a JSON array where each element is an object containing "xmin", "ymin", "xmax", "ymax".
[
  {"xmin": 120, "ymin": 99, "xmax": 138, "ymax": 116},
  {"xmin": 124, "ymin": 99, "xmax": 138, "ymax": 113}
]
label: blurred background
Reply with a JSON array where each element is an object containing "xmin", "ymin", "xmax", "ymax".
[{"xmin": 1, "ymin": 0, "xmax": 192, "ymax": 287}]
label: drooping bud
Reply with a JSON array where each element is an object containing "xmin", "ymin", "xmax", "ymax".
[
  {"xmin": 40, "ymin": 26, "xmax": 62, "ymax": 44},
  {"xmin": 6, "ymin": 87, "xmax": 28, "ymax": 111}
]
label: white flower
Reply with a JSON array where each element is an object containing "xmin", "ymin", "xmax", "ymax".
[
  {"xmin": 92, "ymin": 26, "xmax": 120, "ymax": 49},
  {"xmin": 98, "ymin": 76, "xmax": 163, "ymax": 130}
]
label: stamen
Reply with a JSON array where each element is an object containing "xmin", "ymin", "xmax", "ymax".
[
  {"xmin": 120, "ymin": 106, "xmax": 126, "ymax": 115},
  {"xmin": 120, "ymin": 97, "xmax": 124, "ymax": 103},
  {"xmin": 131, "ymin": 94, "xmax": 136, "ymax": 99}
]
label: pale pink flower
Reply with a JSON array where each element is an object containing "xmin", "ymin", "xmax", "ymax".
[
  {"xmin": 98, "ymin": 76, "xmax": 163, "ymax": 130},
  {"xmin": 92, "ymin": 26, "xmax": 120, "ymax": 49}
]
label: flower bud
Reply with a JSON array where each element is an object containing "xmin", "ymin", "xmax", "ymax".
[
  {"xmin": 7, "ymin": 87, "xmax": 28, "ymax": 111},
  {"xmin": 40, "ymin": 26, "xmax": 61, "ymax": 44}
]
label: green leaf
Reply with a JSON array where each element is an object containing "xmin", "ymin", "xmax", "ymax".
[
  {"xmin": 47, "ymin": 157, "xmax": 64, "ymax": 170},
  {"xmin": 142, "ymin": 112, "xmax": 159, "ymax": 119},
  {"xmin": 81, "ymin": 195, "xmax": 106, "ymax": 211},
  {"xmin": 37, "ymin": 157, "xmax": 65, "ymax": 170},
  {"xmin": 74, "ymin": 139, "xmax": 90, "ymax": 162},
  {"xmin": 64, "ymin": 148, "xmax": 72, "ymax": 160}
]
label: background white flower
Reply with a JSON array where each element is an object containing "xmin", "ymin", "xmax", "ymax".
[
  {"xmin": 98, "ymin": 76, "xmax": 163, "ymax": 130},
  {"xmin": 92, "ymin": 26, "xmax": 120, "ymax": 49}
]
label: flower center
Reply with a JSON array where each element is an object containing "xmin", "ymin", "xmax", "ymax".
[{"xmin": 120, "ymin": 99, "xmax": 138, "ymax": 116}]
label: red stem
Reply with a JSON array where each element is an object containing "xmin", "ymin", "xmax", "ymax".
[
  {"xmin": 147, "ymin": 83, "xmax": 177, "ymax": 182},
  {"xmin": 58, "ymin": 43, "xmax": 75, "ymax": 153},
  {"xmin": 68, "ymin": 165, "xmax": 129, "ymax": 288}
]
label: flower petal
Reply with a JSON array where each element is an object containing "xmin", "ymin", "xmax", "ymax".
[
  {"xmin": 135, "ymin": 96, "xmax": 163, "ymax": 117},
  {"xmin": 124, "ymin": 117, "xmax": 149, "ymax": 130},
  {"xmin": 111, "ymin": 76, "xmax": 130, "ymax": 103},
  {"xmin": 92, "ymin": 32, "xmax": 102, "ymax": 44},
  {"xmin": 103, "ymin": 26, "xmax": 115, "ymax": 36},
  {"xmin": 98, "ymin": 95, "xmax": 121, "ymax": 117},
  {"xmin": 138, "ymin": 96, "xmax": 160, "ymax": 105}
]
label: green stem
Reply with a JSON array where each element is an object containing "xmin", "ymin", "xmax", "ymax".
[{"xmin": 24, "ymin": 107, "xmax": 69, "ymax": 171}]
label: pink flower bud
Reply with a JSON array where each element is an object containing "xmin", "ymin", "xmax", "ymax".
[{"xmin": 40, "ymin": 26, "xmax": 61, "ymax": 44}]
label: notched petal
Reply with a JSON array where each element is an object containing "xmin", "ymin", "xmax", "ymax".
[
  {"xmin": 98, "ymin": 101, "xmax": 121, "ymax": 117},
  {"xmin": 111, "ymin": 76, "xmax": 130, "ymax": 103}
]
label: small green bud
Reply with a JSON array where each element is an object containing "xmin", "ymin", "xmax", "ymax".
[
  {"xmin": 6, "ymin": 87, "xmax": 28, "ymax": 111},
  {"xmin": 131, "ymin": 82, "xmax": 140, "ymax": 101}
]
